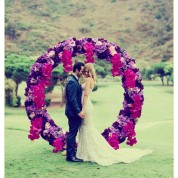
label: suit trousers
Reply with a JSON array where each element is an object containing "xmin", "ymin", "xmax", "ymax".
[{"xmin": 66, "ymin": 115, "xmax": 82, "ymax": 157}]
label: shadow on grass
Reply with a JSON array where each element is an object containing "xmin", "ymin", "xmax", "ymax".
[
  {"xmin": 166, "ymin": 90, "xmax": 174, "ymax": 94},
  {"xmin": 5, "ymin": 128, "xmax": 29, "ymax": 132},
  {"xmin": 91, "ymin": 100, "xmax": 100, "ymax": 104}
]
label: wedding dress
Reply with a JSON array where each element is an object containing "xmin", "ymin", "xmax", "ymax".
[{"xmin": 76, "ymin": 83, "xmax": 152, "ymax": 166}]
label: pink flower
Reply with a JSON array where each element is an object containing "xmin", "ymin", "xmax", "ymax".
[
  {"xmin": 126, "ymin": 137, "xmax": 137, "ymax": 146},
  {"xmin": 62, "ymin": 50, "xmax": 72, "ymax": 62},
  {"xmin": 123, "ymin": 121, "xmax": 137, "ymax": 146},
  {"xmin": 130, "ymin": 110, "xmax": 141, "ymax": 119},
  {"xmin": 123, "ymin": 121, "xmax": 134, "ymax": 133},
  {"xmin": 62, "ymin": 50, "xmax": 73, "ymax": 72},
  {"xmin": 83, "ymin": 42, "xmax": 95, "ymax": 52},
  {"xmin": 124, "ymin": 69, "xmax": 136, "ymax": 88},
  {"xmin": 28, "ymin": 117, "xmax": 43, "ymax": 141},
  {"xmin": 111, "ymin": 54, "xmax": 122, "ymax": 77},
  {"xmin": 83, "ymin": 42, "xmax": 95, "ymax": 63},
  {"xmin": 108, "ymin": 133, "xmax": 120, "ymax": 150},
  {"xmin": 32, "ymin": 84, "xmax": 46, "ymax": 109},
  {"xmin": 52, "ymin": 138, "xmax": 65, "ymax": 153},
  {"xmin": 124, "ymin": 69, "xmax": 136, "ymax": 79},
  {"xmin": 64, "ymin": 64, "xmax": 73, "ymax": 73},
  {"xmin": 125, "ymin": 79, "xmax": 135, "ymax": 88},
  {"xmin": 40, "ymin": 77, "xmax": 50, "ymax": 87},
  {"xmin": 42, "ymin": 63, "xmax": 53, "ymax": 78},
  {"xmin": 111, "ymin": 54, "xmax": 121, "ymax": 65},
  {"xmin": 130, "ymin": 94, "xmax": 142, "ymax": 118}
]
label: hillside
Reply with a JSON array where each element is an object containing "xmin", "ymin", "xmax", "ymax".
[{"xmin": 5, "ymin": 0, "xmax": 173, "ymax": 68}]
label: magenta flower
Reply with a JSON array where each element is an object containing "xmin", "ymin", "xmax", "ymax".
[
  {"xmin": 124, "ymin": 69, "xmax": 136, "ymax": 88},
  {"xmin": 32, "ymin": 84, "xmax": 46, "ymax": 109},
  {"xmin": 83, "ymin": 42, "xmax": 95, "ymax": 63},
  {"xmin": 123, "ymin": 121, "xmax": 137, "ymax": 146},
  {"xmin": 108, "ymin": 133, "xmax": 120, "ymax": 150},
  {"xmin": 28, "ymin": 117, "xmax": 43, "ymax": 141},
  {"xmin": 52, "ymin": 137, "xmax": 65, "ymax": 153},
  {"xmin": 129, "ymin": 94, "xmax": 142, "ymax": 119},
  {"xmin": 130, "ymin": 110, "xmax": 141, "ymax": 119},
  {"xmin": 62, "ymin": 50, "xmax": 73, "ymax": 72},
  {"xmin": 126, "ymin": 137, "xmax": 137, "ymax": 146},
  {"xmin": 111, "ymin": 54, "xmax": 122, "ymax": 76},
  {"xmin": 42, "ymin": 63, "xmax": 53, "ymax": 78}
]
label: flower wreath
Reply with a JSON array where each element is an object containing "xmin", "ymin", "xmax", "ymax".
[{"xmin": 25, "ymin": 37, "xmax": 144, "ymax": 153}]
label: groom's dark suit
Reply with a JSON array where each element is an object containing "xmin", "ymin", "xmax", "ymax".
[{"xmin": 65, "ymin": 74, "xmax": 82, "ymax": 158}]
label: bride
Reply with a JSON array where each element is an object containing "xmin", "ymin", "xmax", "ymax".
[{"xmin": 76, "ymin": 63, "xmax": 152, "ymax": 166}]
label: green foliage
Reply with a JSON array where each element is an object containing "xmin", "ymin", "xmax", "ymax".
[
  {"xmin": 5, "ymin": 78, "xmax": 15, "ymax": 106},
  {"xmin": 45, "ymin": 65, "xmax": 68, "ymax": 94},
  {"xmin": 15, "ymin": 96, "xmax": 21, "ymax": 107},
  {"xmin": 5, "ymin": 55, "xmax": 33, "ymax": 82},
  {"xmin": 5, "ymin": 54, "xmax": 34, "ymax": 105},
  {"xmin": 95, "ymin": 60, "xmax": 111, "ymax": 78},
  {"xmin": 142, "ymin": 62, "xmax": 173, "ymax": 86},
  {"xmin": 45, "ymin": 98, "xmax": 51, "ymax": 106},
  {"xmin": 141, "ymin": 68, "xmax": 154, "ymax": 80},
  {"xmin": 151, "ymin": 62, "xmax": 167, "ymax": 76},
  {"xmin": 5, "ymin": 78, "xmax": 22, "ymax": 107},
  {"xmin": 164, "ymin": 64, "xmax": 174, "ymax": 85}
]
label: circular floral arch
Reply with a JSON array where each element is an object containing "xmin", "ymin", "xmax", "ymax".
[{"xmin": 25, "ymin": 37, "xmax": 144, "ymax": 153}]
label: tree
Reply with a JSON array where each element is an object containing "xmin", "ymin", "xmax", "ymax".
[
  {"xmin": 164, "ymin": 64, "xmax": 173, "ymax": 85},
  {"xmin": 151, "ymin": 62, "xmax": 168, "ymax": 85},
  {"xmin": 45, "ymin": 66, "xmax": 68, "ymax": 106},
  {"xmin": 5, "ymin": 78, "xmax": 16, "ymax": 106},
  {"xmin": 5, "ymin": 54, "xmax": 34, "ymax": 105},
  {"xmin": 142, "ymin": 67, "xmax": 154, "ymax": 80}
]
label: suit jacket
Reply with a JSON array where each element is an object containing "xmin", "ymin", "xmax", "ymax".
[{"xmin": 65, "ymin": 74, "xmax": 82, "ymax": 117}]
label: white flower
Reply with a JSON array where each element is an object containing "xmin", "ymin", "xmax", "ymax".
[
  {"xmin": 92, "ymin": 38, "xmax": 98, "ymax": 43},
  {"xmin": 48, "ymin": 50, "xmax": 55, "ymax": 57},
  {"xmin": 96, "ymin": 41, "xmax": 102, "ymax": 46}
]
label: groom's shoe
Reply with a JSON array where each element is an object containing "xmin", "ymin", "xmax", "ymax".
[{"xmin": 66, "ymin": 156, "xmax": 83, "ymax": 162}]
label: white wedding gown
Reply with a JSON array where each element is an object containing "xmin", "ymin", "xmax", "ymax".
[{"xmin": 76, "ymin": 84, "xmax": 152, "ymax": 166}]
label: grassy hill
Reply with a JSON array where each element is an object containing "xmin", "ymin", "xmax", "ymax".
[{"xmin": 5, "ymin": 0, "xmax": 173, "ymax": 68}]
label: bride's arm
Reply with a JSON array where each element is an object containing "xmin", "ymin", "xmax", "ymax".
[{"xmin": 82, "ymin": 78, "xmax": 91, "ymax": 110}]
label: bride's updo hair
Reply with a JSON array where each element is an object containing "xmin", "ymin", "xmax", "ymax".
[{"xmin": 83, "ymin": 63, "xmax": 96, "ymax": 81}]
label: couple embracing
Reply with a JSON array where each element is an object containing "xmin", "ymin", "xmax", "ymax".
[{"xmin": 65, "ymin": 62, "xmax": 152, "ymax": 166}]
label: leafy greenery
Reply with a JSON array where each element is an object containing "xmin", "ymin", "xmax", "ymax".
[
  {"xmin": 141, "ymin": 62, "xmax": 173, "ymax": 86},
  {"xmin": 5, "ymin": 54, "xmax": 34, "ymax": 106}
]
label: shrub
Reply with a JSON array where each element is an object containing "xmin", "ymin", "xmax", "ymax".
[{"xmin": 45, "ymin": 98, "xmax": 51, "ymax": 107}]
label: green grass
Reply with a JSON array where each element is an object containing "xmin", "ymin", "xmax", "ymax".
[{"xmin": 5, "ymin": 80, "xmax": 173, "ymax": 178}]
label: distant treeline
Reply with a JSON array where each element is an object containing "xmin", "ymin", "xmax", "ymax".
[{"xmin": 5, "ymin": 54, "xmax": 173, "ymax": 107}]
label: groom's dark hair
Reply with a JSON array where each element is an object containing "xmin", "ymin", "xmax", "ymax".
[{"xmin": 73, "ymin": 62, "xmax": 84, "ymax": 72}]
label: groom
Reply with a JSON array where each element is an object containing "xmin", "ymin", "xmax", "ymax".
[{"xmin": 65, "ymin": 62, "xmax": 85, "ymax": 162}]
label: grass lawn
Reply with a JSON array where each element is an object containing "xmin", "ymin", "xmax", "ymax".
[{"xmin": 5, "ymin": 80, "xmax": 173, "ymax": 178}]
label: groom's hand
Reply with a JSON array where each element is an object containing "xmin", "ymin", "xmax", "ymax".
[{"xmin": 78, "ymin": 111, "xmax": 85, "ymax": 118}]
